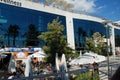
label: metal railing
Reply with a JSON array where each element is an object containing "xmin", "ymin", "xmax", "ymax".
[
  {"xmin": 9, "ymin": 65, "xmax": 110, "ymax": 80},
  {"xmin": 6, "ymin": 56, "xmax": 120, "ymax": 80}
]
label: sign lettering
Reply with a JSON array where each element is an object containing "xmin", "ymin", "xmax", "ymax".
[{"xmin": 0, "ymin": 0, "xmax": 22, "ymax": 7}]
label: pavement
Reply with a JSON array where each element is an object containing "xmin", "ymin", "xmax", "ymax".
[
  {"xmin": 99, "ymin": 55, "xmax": 120, "ymax": 80},
  {"xmin": 69, "ymin": 55, "xmax": 120, "ymax": 80}
]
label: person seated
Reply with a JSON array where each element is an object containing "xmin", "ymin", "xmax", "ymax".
[
  {"xmin": 8, "ymin": 72, "xmax": 17, "ymax": 79},
  {"xmin": 47, "ymin": 64, "xmax": 53, "ymax": 73}
]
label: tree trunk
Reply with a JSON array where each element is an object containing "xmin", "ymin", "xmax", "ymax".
[
  {"xmin": 8, "ymin": 34, "xmax": 10, "ymax": 46},
  {"xmin": 13, "ymin": 36, "xmax": 16, "ymax": 46}
]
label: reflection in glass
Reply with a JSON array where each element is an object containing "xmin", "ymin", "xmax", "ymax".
[
  {"xmin": 73, "ymin": 19, "xmax": 105, "ymax": 51},
  {"xmin": 0, "ymin": 3, "xmax": 66, "ymax": 47}
]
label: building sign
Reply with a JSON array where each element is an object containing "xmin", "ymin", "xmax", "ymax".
[
  {"xmin": 0, "ymin": 0, "xmax": 22, "ymax": 7},
  {"xmin": 14, "ymin": 52, "xmax": 28, "ymax": 59}
]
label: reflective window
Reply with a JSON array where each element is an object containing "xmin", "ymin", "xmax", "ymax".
[
  {"xmin": 73, "ymin": 19, "xmax": 105, "ymax": 50},
  {"xmin": 114, "ymin": 28, "xmax": 120, "ymax": 47},
  {"xmin": 0, "ymin": 3, "xmax": 66, "ymax": 47}
]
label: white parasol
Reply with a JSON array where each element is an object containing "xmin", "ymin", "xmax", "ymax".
[
  {"xmin": 61, "ymin": 54, "xmax": 68, "ymax": 80},
  {"xmin": 55, "ymin": 53, "xmax": 59, "ymax": 72},
  {"xmin": 83, "ymin": 52, "xmax": 106, "ymax": 63},
  {"xmin": 32, "ymin": 51, "xmax": 46, "ymax": 58},
  {"xmin": 8, "ymin": 53, "xmax": 16, "ymax": 73},
  {"xmin": 69, "ymin": 56, "xmax": 95, "ymax": 65},
  {"xmin": 61, "ymin": 54, "xmax": 67, "ymax": 71},
  {"xmin": 24, "ymin": 55, "xmax": 33, "ymax": 77}
]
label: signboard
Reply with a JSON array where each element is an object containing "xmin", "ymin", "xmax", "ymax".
[
  {"xmin": 14, "ymin": 52, "xmax": 28, "ymax": 59},
  {"xmin": 0, "ymin": 0, "xmax": 22, "ymax": 7}
]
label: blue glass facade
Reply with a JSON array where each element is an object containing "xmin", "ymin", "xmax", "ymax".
[
  {"xmin": 114, "ymin": 28, "xmax": 120, "ymax": 47},
  {"xmin": 0, "ymin": 3, "xmax": 66, "ymax": 47},
  {"xmin": 73, "ymin": 19, "xmax": 105, "ymax": 50}
]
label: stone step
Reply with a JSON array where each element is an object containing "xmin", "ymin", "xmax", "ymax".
[{"xmin": 99, "ymin": 72, "xmax": 108, "ymax": 80}]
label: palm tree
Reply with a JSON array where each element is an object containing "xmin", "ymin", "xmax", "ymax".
[
  {"xmin": 26, "ymin": 24, "xmax": 40, "ymax": 46},
  {"xmin": 0, "ymin": 35, "xmax": 4, "ymax": 46},
  {"xmin": 78, "ymin": 27, "xmax": 83, "ymax": 47},
  {"xmin": 8, "ymin": 25, "xmax": 20, "ymax": 46},
  {"xmin": 0, "ymin": 24, "xmax": 10, "ymax": 46}
]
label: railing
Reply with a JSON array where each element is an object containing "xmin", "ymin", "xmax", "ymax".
[
  {"xmin": 6, "ymin": 56, "xmax": 120, "ymax": 80},
  {"xmin": 9, "ymin": 65, "xmax": 110, "ymax": 80}
]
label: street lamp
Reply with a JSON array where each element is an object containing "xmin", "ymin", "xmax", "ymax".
[{"xmin": 103, "ymin": 22, "xmax": 110, "ymax": 80}]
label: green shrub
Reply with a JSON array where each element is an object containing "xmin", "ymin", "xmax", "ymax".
[{"xmin": 74, "ymin": 71, "xmax": 99, "ymax": 80}]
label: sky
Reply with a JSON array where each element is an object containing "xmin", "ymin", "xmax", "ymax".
[
  {"xmin": 64, "ymin": 0, "xmax": 120, "ymax": 22},
  {"xmin": 38, "ymin": 0, "xmax": 120, "ymax": 22}
]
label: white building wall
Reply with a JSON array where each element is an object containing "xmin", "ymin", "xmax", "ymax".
[
  {"xmin": 66, "ymin": 13, "xmax": 75, "ymax": 49},
  {"xmin": 108, "ymin": 23, "xmax": 120, "ymax": 56},
  {"xmin": 15, "ymin": 0, "xmax": 106, "ymax": 23},
  {"xmin": 111, "ymin": 27, "xmax": 115, "ymax": 56}
]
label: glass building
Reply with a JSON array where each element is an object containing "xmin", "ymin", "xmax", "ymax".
[
  {"xmin": 0, "ymin": 2, "xmax": 66, "ymax": 47},
  {"xmin": 0, "ymin": 0, "xmax": 120, "ymax": 55}
]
